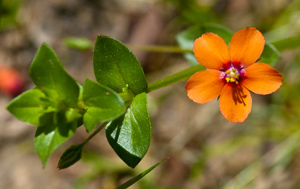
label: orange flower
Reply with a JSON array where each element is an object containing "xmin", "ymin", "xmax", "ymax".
[{"xmin": 186, "ymin": 27, "xmax": 282, "ymax": 123}]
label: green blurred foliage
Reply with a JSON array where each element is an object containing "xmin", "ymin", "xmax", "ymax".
[
  {"xmin": 163, "ymin": 0, "xmax": 218, "ymax": 26},
  {"xmin": 0, "ymin": 0, "xmax": 20, "ymax": 30},
  {"xmin": 64, "ymin": 37, "xmax": 93, "ymax": 50}
]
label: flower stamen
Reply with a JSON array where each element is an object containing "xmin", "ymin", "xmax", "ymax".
[{"xmin": 225, "ymin": 68, "xmax": 240, "ymax": 84}]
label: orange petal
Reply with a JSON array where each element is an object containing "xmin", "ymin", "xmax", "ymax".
[
  {"xmin": 229, "ymin": 27, "xmax": 265, "ymax": 68},
  {"xmin": 193, "ymin": 33, "xmax": 231, "ymax": 70},
  {"xmin": 241, "ymin": 63, "xmax": 282, "ymax": 95},
  {"xmin": 219, "ymin": 84, "xmax": 252, "ymax": 123},
  {"xmin": 186, "ymin": 70, "xmax": 225, "ymax": 104}
]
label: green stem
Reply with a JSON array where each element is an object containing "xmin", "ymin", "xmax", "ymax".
[
  {"xmin": 82, "ymin": 122, "xmax": 108, "ymax": 145},
  {"xmin": 146, "ymin": 65, "xmax": 204, "ymax": 93},
  {"xmin": 127, "ymin": 44, "xmax": 193, "ymax": 53},
  {"xmin": 118, "ymin": 91, "xmax": 135, "ymax": 103}
]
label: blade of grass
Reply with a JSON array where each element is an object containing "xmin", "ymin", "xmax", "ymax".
[
  {"xmin": 222, "ymin": 128, "xmax": 300, "ymax": 189},
  {"xmin": 117, "ymin": 159, "xmax": 165, "ymax": 189}
]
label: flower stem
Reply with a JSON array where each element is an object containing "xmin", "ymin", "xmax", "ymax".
[
  {"xmin": 146, "ymin": 65, "xmax": 204, "ymax": 93},
  {"xmin": 127, "ymin": 44, "xmax": 193, "ymax": 53},
  {"xmin": 82, "ymin": 122, "xmax": 108, "ymax": 145}
]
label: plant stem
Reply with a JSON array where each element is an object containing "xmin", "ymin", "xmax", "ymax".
[
  {"xmin": 118, "ymin": 91, "xmax": 135, "ymax": 103},
  {"xmin": 82, "ymin": 122, "xmax": 108, "ymax": 145},
  {"xmin": 127, "ymin": 44, "xmax": 193, "ymax": 53},
  {"xmin": 146, "ymin": 65, "xmax": 204, "ymax": 93}
]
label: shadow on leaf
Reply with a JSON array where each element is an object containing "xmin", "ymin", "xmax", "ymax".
[{"xmin": 106, "ymin": 116, "xmax": 142, "ymax": 168}]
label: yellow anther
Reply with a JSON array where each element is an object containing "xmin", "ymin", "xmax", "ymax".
[{"xmin": 224, "ymin": 67, "xmax": 240, "ymax": 84}]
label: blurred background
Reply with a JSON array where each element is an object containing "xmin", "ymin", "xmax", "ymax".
[{"xmin": 1, "ymin": 0, "xmax": 300, "ymax": 188}]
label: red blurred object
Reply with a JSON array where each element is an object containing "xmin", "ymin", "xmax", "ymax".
[{"xmin": 0, "ymin": 64, "xmax": 24, "ymax": 96}]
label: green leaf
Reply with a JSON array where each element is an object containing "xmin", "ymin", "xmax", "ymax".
[
  {"xmin": 82, "ymin": 79, "xmax": 125, "ymax": 132},
  {"xmin": 57, "ymin": 144, "xmax": 84, "ymax": 169},
  {"xmin": 117, "ymin": 159, "xmax": 165, "ymax": 189},
  {"xmin": 6, "ymin": 88, "xmax": 55, "ymax": 126},
  {"xmin": 34, "ymin": 111, "xmax": 77, "ymax": 167},
  {"xmin": 106, "ymin": 92, "xmax": 151, "ymax": 168},
  {"xmin": 64, "ymin": 37, "xmax": 93, "ymax": 50},
  {"xmin": 259, "ymin": 42, "xmax": 280, "ymax": 66},
  {"xmin": 271, "ymin": 34, "xmax": 300, "ymax": 51},
  {"xmin": 29, "ymin": 43, "xmax": 79, "ymax": 108},
  {"xmin": 176, "ymin": 24, "xmax": 233, "ymax": 65},
  {"xmin": 93, "ymin": 35, "xmax": 148, "ymax": 94},
  {"xmin": 0, "ymin": 0, "xmax": 20, "ymax": 30}
]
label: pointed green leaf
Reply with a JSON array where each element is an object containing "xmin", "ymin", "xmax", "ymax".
[
  {"xmin": 57, "ymin": 144, "xmax": 84, "ymax": 169},
  {"xmin": 6, "ymin": 88, "xmax": 55, "ymax": 126},
  {"xmin": 93, "ymin": 35, "xmax": 147, "ymax": 94},
  {"xmin": 106, "ymin": 92, "xmax": 151, "ymax": 168},
  {"xmin": 34, "ymin": 112, "xmax": 77, "ymax": 167},
  {"xmin": 117, "ymin": 159, "xmax": 165, "ymax": 189},
  {"xmin": 176, "ymin": 24, "xmax": 233, "ymax": 65},
  {"xmin": 29, "ymin": 43, "xmax": 79, "ymax": 108},
  {"xmin": 82, "ymin": 79, "xmax": 125, "ymax": 132}
]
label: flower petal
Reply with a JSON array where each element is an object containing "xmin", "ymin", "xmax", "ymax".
[
  {"xmin": 193, "ymin": 33, "xmax": 231, "ymax": 70},
  {"xmin": 229, "ymin": 27, "xmax": 265, "ymax": 68},
  {"xmin": 219, "ymin": 84, "xmax": 252, "ymax": 123},
  {"xmin": 241, "ymin": 63, "xmax": 282, "ymax": 95},
  {"xmin": 186, "ymin": 70, "xmax": 225, "ymax": 104}
]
